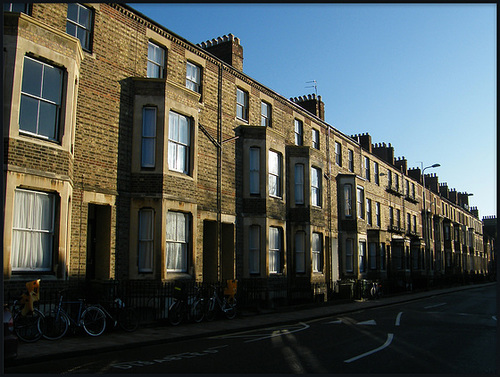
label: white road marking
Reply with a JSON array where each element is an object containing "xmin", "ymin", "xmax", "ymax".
[
  {"xmin": 492, "ymin": 316, "xmax": 497, "ymax": 321},
  {"xmin": 326, "ymin": 319, "xmax": 343, "ymax": 324},
  {"xmin": 424, "ymin": 303, "xmax": 447, "ymax": 309},
  {"xmin": 344, "ymin": 333, "xmax": 394, "ymax": 363},
  {"xmin": 395, "ymin": 312, "xmax": 403, "ymax": 326},
  {"xmin": 357, "ymin": 320, "xmax": 377, "ymax": 326},
  {"xmin": 244, "ymin": 322, "xmax": 310, "ymax": 343}
]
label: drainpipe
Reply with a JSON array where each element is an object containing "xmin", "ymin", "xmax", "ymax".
[{"xmin": 217, "ymin": 63, "xmax": 222, "ymax": 284}]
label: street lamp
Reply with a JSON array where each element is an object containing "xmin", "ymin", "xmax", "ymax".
[{"xmin": 421, "ymin": 163, "xmax": 440, "ymax": 273}]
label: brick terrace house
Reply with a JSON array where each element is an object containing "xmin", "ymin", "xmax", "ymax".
[{"xmin": 3, "ymin": 3, "xmax": 492, "ymax": 300}]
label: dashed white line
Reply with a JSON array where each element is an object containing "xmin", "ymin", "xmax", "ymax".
[{"xmin": 344, "ymin": 333, "xmax": 394, "ymax": 363}]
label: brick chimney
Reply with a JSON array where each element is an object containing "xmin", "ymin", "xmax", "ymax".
[
  {"xmin": 425, "ymin": 173, "xmax": 439, "ymax": 194},
  {"xmin": 350, "ymin": 133, "xmax": 372, "ymax": 153},
  {"xmin": 198, "ymin": 34, "xmax": 243, "ymax": 71},
  {"xmin": 394, "ymin": 156, "xmax": 407, "ymax": 174},
  {"xmin": 372, "ymin": 142, "xmax": 394, "ymax": 165},
  {"xmin": 290, "ymin": 94, "xmax": 325, "ymax": 121}
]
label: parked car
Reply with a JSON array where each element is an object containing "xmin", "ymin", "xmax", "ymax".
[{"xmin": 4, "ymin": 304, "xmax": 18, "ymax": 361}]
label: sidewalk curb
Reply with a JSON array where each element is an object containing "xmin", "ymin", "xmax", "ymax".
[{"xmin": 6, "ymin": 282, "xmax": 495, "ymax": 367}]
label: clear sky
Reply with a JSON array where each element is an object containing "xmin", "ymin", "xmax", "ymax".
[{"xmin": 129, "ymin": 3, "xmax": 497, "ymax": 218}]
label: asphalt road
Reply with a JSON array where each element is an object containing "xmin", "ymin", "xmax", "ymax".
[{"xmin": 5, "ymin": 284, "xmax": 497, "ymax": 374}]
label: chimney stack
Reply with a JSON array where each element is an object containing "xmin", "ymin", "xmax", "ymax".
[{"xmin": 198, "ymin": 34, "xmax": 243, "ymax": 71}]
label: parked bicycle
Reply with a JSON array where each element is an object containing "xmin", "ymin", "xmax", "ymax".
[
  {"xmin": 168, "ymin": 285, "xmax": 204, "ymax": 326},
  {"xmin": 38, "ymin": 290, "xmax": 106, "ymax": 340},
  {"xmin": 94, "ymin": 298, "xmax": 139, "ymax": 332},
  {"xmin": 10, "ymin": 280, "xmax": 44, "ymax": 343},
  {"xmin": 205, "ymin": 284, "xmax": 237, "ymax": 321}
]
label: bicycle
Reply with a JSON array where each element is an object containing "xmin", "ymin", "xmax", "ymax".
[
  {"xmin": 11, "ymin": 298, "xmax": 44, "ymax": 343},
  {"xmin": 205, "ymin": 284, "xmax": 237, "ymax": 321},
  {"xmin": 95, "ymin": 298, "xmax": 139, "ymax": 332},
  {"xmin": 38, "ymin": 290, "xmax": 106, "ymax": 340},
  {"xmin": 168, "ymin": 285, "xmax": 204, "ymax": 326},
  {"xmin": 10, "ymin": 279, "xmax": 44, "ymax": 343}
]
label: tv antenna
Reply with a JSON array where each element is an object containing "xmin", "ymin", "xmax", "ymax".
[{"xmin": 306, "ymin": 80, "xmax": 318, "ymax": 96}]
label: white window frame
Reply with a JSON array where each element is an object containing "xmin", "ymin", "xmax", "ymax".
[
  {"xmin": 141, "ymin": 107, "xmax": 156, "ymax": 168},
  {"xmin": 236, "ymin": 88, "xmax": 249, "ymax": 121},
  {"xmin": 376, "ymin": 202, "xmax": 381, "ymax": 227},
  {"xmin": 269, "ymin": 227, "xmax": 282, "ymax": 274},
  {"xmin": 166, "ymin": 211, "xmax": 189, "ymax": 272},
  {"xmin": 335, "ymin": 142, "xmax": 342, "ymax": 166},
  {"xmin": 364, "ymin": 156, "xmax": 370, "ymax": 181},
  {"xmin": 294, "ymin": 163, "xmax": 304, "ymax": 205},
  {"xmin": 268, "ymin": 150, "xmax": 282, "ymax": 198},
  {"xmin": 311, "ymin": 167, "xmax": 322, "ymax": 207},
  {"xmin": 249, "ymin": 225, "xmax": 260, "ymax": 274},
  {"xmin": 147, "ymin": 41, "xmax": 165, "ymax": 78},
  {"xmin": 66, "ymin": 3, "xmax": 92, "ymax": 52},
  {"xmin": 11, "ymin": 189, "xmax": 55, "ymax": 272},
  {"xmin": 168, "ymin": 111, "xmax": 191, "ymax": 174},
  {"xmin": 357, "ymin": 186, "xmax": 365, "ymax": 219},
  {"xmin": 19, "ymin": 56, "xmax": 63, "ymax": 142},
  {"xmin": 138, "ymin": 208, "xmax": 154, "ymax": 273},
  {"xmin": 312, "ymin": 129, "xmax": 320, "ymax": 149},
  {"xmin": 312, "ymin": 232, "xmax": 322, "ymax": 273},
  {"xmin": 294, "ymin": 119, "xmax": 303, "ymax": 146},
  {"xmin": 186, "ymin": 61, "xmax": 201, "ymax": 93},
  {"xmin": 260, "ymin": 101, "xmax": 271, "ymax": 127}
]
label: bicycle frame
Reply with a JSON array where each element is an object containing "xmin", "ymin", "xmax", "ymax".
[{"xmin": 53, "ymin": 295, "xmax": 86, "ymax": 327}]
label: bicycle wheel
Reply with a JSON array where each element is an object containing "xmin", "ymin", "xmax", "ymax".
[
  {"xmin": 191, "ymin": 300, "xmax": 204, "ymax": 323},
  {"xmin": 13, "ymin": 309, "xmax": 44, "ymax": 343},
  {"xmin": 205, "ymin": 298, "xmax": 216, "ymax": 322},
  {"xmin": 168, "ymin": 301, "xmax": 184, "ymax": 326},
  {"xmin": 81, "ymin": 306, "xmax": 106, "ymax": 336},
  {"xmin": 39, "ymin": 310, "xmax": 69, "ymax": 340},
  {"xmin": 118, "ymin": 307, "xmax": 139, "ymax": 332},
  {"xmin": 223, "ymin": 297, "xmax": 236, "ymax": 320}
]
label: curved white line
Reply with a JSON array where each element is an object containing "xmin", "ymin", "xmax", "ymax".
[
  {"xmin": 344, "ymin": 333, "xmax": 394, "ymax": 363},
  {"xmin": 395, "ymin": 312, "xmax": 403, "ymax": 326}
]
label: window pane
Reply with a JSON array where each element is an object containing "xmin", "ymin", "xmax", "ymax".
[
  {"xmin": 67, "ymin": 3, "xmax": 78, "ymax": 21},
  {"xmin": 295, "ymin": 232, "xmax": 305, "ymax": 273},
  {"xmin": 19, "ymin": 95, "xmax": 39, "ymax": 134},
  {"xmin": 142, "ymin": 139, "xmax": 155, "ymax": 167},
  {"xmin": 142, "ymin": 108, "xmax": 156, "ymax": 137},
  {"xmin": 79, "ymin": 5, "xmax": 90, "ymax": 28},
  {"xmin": 41, "ymin": 64, "xmax": 62, "ymax": 104},
  {"xmin": 178, "ymin": 116, "xmax": 190, "ymax": 145},
  {"xmin": 38, "ymin": 101, "xmax": 58, "ymax": 139},
  {"xmin": 22, "ymin": 58, "xmax": 43, "ymax": 96}
]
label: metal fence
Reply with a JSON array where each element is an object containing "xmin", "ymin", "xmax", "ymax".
[{"xmin": 4, "ymin": 275, "xmax": 487, "ymax": 327}]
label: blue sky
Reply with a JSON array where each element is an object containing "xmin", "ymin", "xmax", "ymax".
[{"xmin": 129, "ymin": 3, "xmax": 497, "ymax": 217}]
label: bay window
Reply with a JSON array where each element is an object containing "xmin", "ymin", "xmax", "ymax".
[{"xmin": 19, "ymin": 56, "xmax": 63, "ymax": 141}]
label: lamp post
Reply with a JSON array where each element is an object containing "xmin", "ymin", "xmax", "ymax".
[{"xmin": 421, "ymin": 163, "xmax": 440, "ymax": 274}]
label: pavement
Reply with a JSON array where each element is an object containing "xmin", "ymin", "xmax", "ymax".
[{"xmin": 6, "ymin": 282, "xmax": 495, "ymax": 366}]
